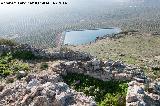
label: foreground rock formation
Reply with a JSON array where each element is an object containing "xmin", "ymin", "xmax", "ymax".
[
  {"xmin": 1, "ymin": 56, "xmax": 160, "ymax": 106},
  {"xmin": 1, "ymin": 43, "xmax": 160, "ymax": 106},
  {"xmin": 0, "ymin": 71, "xmax": 96, "ymax": 106},
  {"xmin": 55, "ymin": 58, "xmax": 146, "ymax": 82},
  {"xmin": 54, "ymin": 58, "xmax": 160, "ymax": 106},
  {"xmin": 126, "ymin": 81, "xmax": 160, "ymax": 106}
]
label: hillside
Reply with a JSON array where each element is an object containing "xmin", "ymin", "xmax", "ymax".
[
  {"xmin": 68, "ymin": 32, "xmax": 160, "ymax": 79},
  {"xmin": 0, "ymin": 37, "xmax": 160, "ymax": 106}
]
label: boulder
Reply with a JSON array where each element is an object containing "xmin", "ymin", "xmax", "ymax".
[
  {"xmin": 0, "ymin": 88, "xmax": 12, "ymax": 99},
  {"xmin": 104, "ymin": 60, "xmax": 114, "ymax": 67},
  {"xmin": 46, "ymin": 89, "xmax": 56, "ymax": 98},
  {"xmin": 90, "ymin": 101, "xmax": 97, "ymax": 106},
  {"xmin": 27, "ymin": 79, "xmax": 40, "ymax": 90},
  {"xmin": 32, "ymin": 96, "xmax": 49, "ymax": 106},
  {"xmin": 17, "ymin": 71, "xmax": 27, "ymax": 79},
  {"xmin": 137, "ymin": 87, "xmax": 145, "ymax": 94},
  {"xmin": 48, "ymin": 74, "xmax": 62, "ymax": 83},
  {"xmin": 93, "ymin": 65, "xmax": 100, "ymax": 71},
  {"xmin": 0, "ymin": 85, "xmax": 5, "ymax": 92},
  {"xmin": 152, "ymin": 81, "xmax": 160, "ymax": 94},
  {"xmin": 55, "ymin": 92, "xmax": 73, "ymax": 106},
  {"xmin": 55, "ymin": 82, "xmax": 70, "ymax": 93},
  {"xmin": 126, "ymin": 94, "xmax": 138, "ymax": 103},
  {"xmin": 92, "ymin": 58, "xmax": 100, "ymax": 66},
  {"xmin": 133, "ymin": 77, "xmax": 145, "ymax": 83},
  {"xmin": 25, "ymin": 75, "xmax": 36, "ymax": 83},
  {"xmin": 138, "ymin": 101, "xmax": 146, "ymax": 106},
  {"xmin": 111, "ymin": 61, "xmax": 126, "ymax": 71}
]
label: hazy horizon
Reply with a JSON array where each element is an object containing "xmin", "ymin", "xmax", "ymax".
[{"xmin": 0, "ymin": 0, "xmax": 160, "ymax": 47}]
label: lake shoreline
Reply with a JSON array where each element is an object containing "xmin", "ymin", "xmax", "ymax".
[{"xmin": 60, "ymin": 27, "xmax": 121, "ymax": 46}]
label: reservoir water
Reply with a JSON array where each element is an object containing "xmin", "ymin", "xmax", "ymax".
[{"xmin": 63, "ymin": 28, "xmax": 121, "ymax": 45}]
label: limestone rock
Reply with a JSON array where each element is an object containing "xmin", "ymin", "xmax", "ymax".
[
  {"xmin": 32, "ymin": 96, "xmax": 49, "ymax": 106},
  {"xmin": 126, "ymin": 94, "xmax": 138, "ymax": 103},
  {"xmin": 133, "ymin": 77, "xmax": 145, "ymax": 83},
  {"xmin": 25, "ymin": 75, "xmax": 36, "ymax": 83},
  {"xmin": 27, "ymin": 79, "xmax": 40, "ymax": 90},
  {"xmin": 17, "ymin": 71, "xmax": 27, "ymax": 79},
  {"xmin": 0, "ymin": 85, "xmax": 5, "ymax": 92}
]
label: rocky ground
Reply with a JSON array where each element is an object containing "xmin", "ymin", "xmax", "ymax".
[
  {"xmin": 1, "ymin": 56, "xmax": 160, "ymax": 106},
  {"xmin": 0, "ymin": 70, "xmax": 96, "ymax": 106},
  {"xmin": 68, "ymin": 31, "xmax": 160, "ymax": 79},
  {"xmin": 0, "ymin": 36, "xmax": 160, "ymax": 106}
]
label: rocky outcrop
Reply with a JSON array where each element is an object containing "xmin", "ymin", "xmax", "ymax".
[
  {"xmin": 126, "ymin": 81, "xmax": 146, "ymax": 106},
  {"xmin": 126, "ymin": 81, "xmax": 160, "ymax": 106},
  {"xmin": 0, "ymin": 44, "xmax": 93, "ymax": 61},
  {"xmin": 53, "ymin": 58, "xmax": 160, "ymax": 106},
  {"xmin": 55, "ymin": 58, "xmax": 146, "ymax": 81},
  {"xmin": 1, "ymin": 43, "xmax": 160, "ymax": 106},
  {"xmin": 0, "ymin": 71, "xmax": 96, "ymax": 106}
]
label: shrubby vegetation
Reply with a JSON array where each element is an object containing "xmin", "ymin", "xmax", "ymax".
[
  {"xmin": 0, "ymin": 52, "xmax": 29, "ymax": 77},
  {"xmin": 62, "ymin": 73, "xmax": 128, "ymax": 106},
  {"xmin": 0, "ymin": 38, "xmax": 17, "ymax": 46},
  {"xmin": 12, "ymin": 50, "xmax": 36, "ymax": 60},
  {"xmin": 40, "ymin": 62, "xmax": 48, "ymax": 70}
]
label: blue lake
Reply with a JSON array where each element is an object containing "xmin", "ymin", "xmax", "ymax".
[{"xmin": 63, "ymin": 28, "xmax": 121, "ymax": 45}]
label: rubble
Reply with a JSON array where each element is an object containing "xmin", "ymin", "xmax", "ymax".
[
  {"xmin": 0, "ymin": 71, "xmax": 96, "ymax": 106},
  {"xmin": 56, "ymin": 59, "xmax": 145, "ymax": 81},
  {"xmin": 0, "ymin": 44, "xmax": 93, "ymax": 61},
  {"xmin": 1, "ymin": 43, "xmax": 160, "ymax": 106}
]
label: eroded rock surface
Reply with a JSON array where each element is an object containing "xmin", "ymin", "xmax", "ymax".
[{"xmin": 0, "ymin": 71, "xmax": 95, "ymax": 106}]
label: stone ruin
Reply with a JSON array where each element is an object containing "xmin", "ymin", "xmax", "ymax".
[
  {"xmin": 54, "ymin": 58, "xmax": 160, "ymax": 106},
  {"xmin": 55, "ymin": 58, "xmax": 146, "ymax": 82},
  {"xmin": 0, "ymin": 71, "xmax": 96, "ymax": 106},
  {"xmin": 0, "ymin": 44, "xmax": 93, "ymax": 61},
  {"xmin": 1, "ymin": 43, "xmax": 160, "ymax": 106}
]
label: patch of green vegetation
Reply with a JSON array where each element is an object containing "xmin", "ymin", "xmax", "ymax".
[
  {"xmin": 0, "ymin": 52, "xmax": 29, "ymax": 77},
  {"xmin": 62, "ymin": 73, "xmax": 128, "ymax": 106},
  {"xmin": 40, "ymin": 62, "xmax": 48, "ymax": 70},
  {"xmin": 12, "ymin": 50, "xmax": 36, "ymax": 60}
]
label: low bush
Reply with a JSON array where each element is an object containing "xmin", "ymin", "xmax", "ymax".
[
  {"xmin": 0, "ymin": 52, "xmax": 30, "ymax": 78},
  {"xmin": 40, "ymin": 62, "xmax": 48, "ymax": 70},
  {"xmin": 3, "ymin": 70, "xmax": 12, "ymax": 76},
  {"xmin": 62, "ymin": 73, "xmax": 128, "ymax": 106},
  {"xmin": 12, "ymin": 50, "xmax": 35, "ymax": 60}
]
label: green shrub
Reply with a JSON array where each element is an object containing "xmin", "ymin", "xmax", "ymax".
[
  {"xmin": 40, "ymin": 62, "xmax": 48, "ymax": 70},
  {"xmin": 3, "ymin": 70, "xmax": 12, "ymax": 76},
  {"xmin": 12, "ymin": 50, "xmax": 35, "ymax": 60},
  {"xmin": 0, "ymin": 53, "xmax": 30, "ymax": 77},
  {"xmin": 62, "ymin": 73, "xmax": 128, "ymax": 106},
  {"xmin": 12, "ymin": 62, "xmax": 29, "ymax": 71}
]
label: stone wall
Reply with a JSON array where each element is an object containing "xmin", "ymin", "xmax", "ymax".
[
  {"xmin": 55, "ymin": 58, "xmax": 147, "ymax": 82},
  {"xmin": 54, "ymin": 58, "xmax": 160, "ymax": 106},
  {"xmin": 0, "ymin": 44, "xmax": 93, "ymax": 61}
]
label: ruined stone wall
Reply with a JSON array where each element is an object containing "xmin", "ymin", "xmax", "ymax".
[
  {"xmin": 55, "ymin": 58, "xmax": 147, "ymax": 82},
  {"xmin": 0, "ymin": 44, "xmax": 93, "ymax": 61}
]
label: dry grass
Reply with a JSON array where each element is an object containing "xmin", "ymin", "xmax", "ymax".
[{"xmin": 68, "ymin": 33, "xmax": 160, "ymax": 79}]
